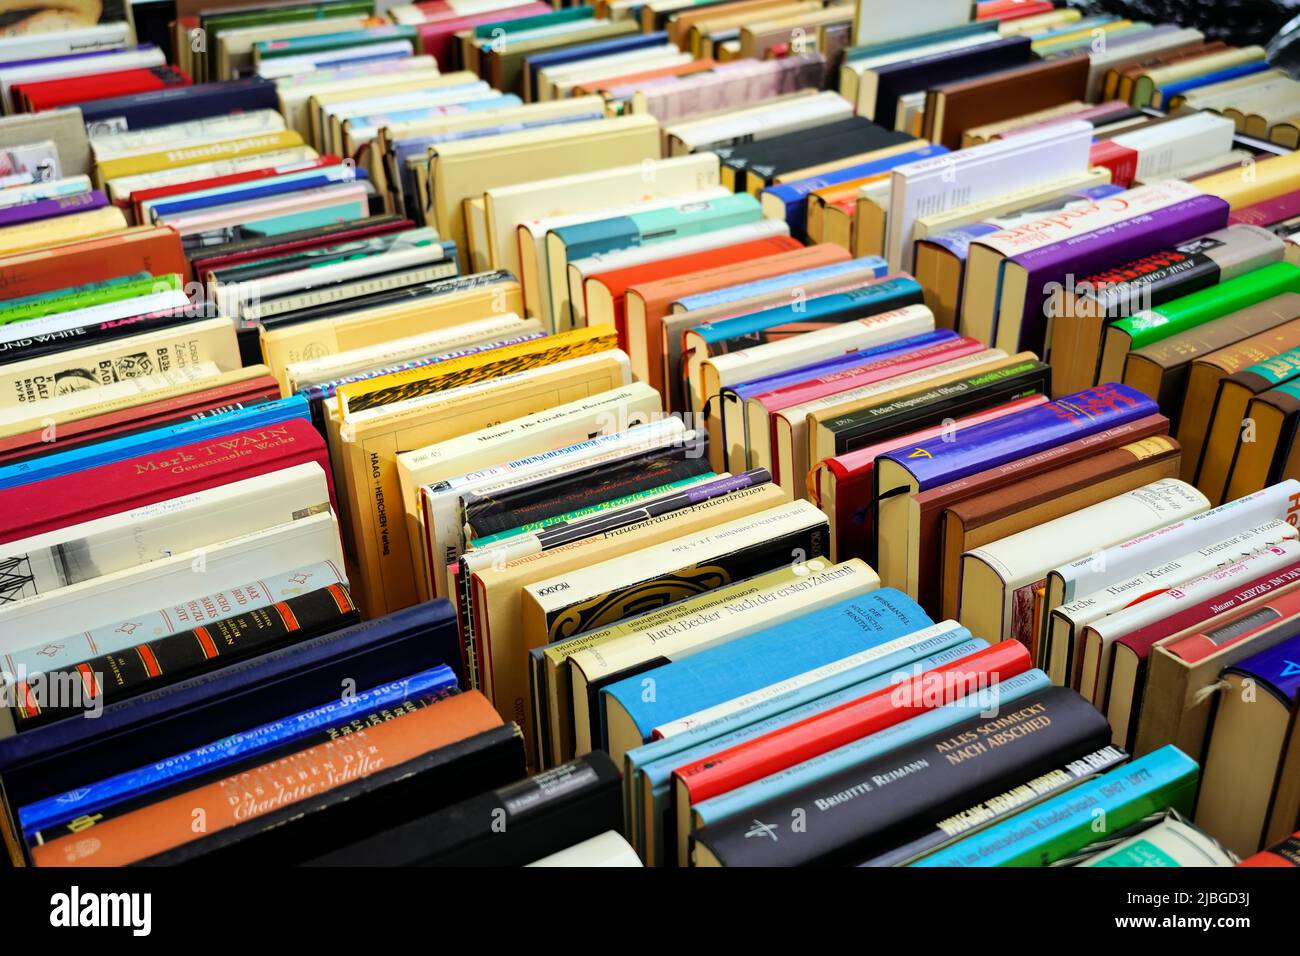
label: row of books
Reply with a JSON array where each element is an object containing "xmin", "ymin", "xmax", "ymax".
[{"xmin": 0, "ymin": 0, "xmax": 1298, "ymax": 868}]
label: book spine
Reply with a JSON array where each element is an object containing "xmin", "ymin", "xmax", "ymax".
[
  {"xmin": 693, "ymin": 686, "xmax": 1112, "ymax": 866},
  {"xmin": 0, "ymin": 190, "xmax": 107, "ymax": 229},
  {"xmin": 12, "ymin": 583, "xmax": 359, "ymax": 729},
  {"xmin": 912, "ymin": 745, "xmax": 1199, "ymax": 867},
  {"xmin": 2, "ymin": 560, "xmax": 346, "ymax": 679},
  {"xmin": 21, "ymin": 665, "xmax": 459, "ymax": 840}
]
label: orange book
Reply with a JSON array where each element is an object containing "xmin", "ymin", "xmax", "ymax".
[
  {"xmin": 0, "ymin": 225, "xmax": 188, "ymax": 297},
  {"xmin": 623, "ymin": 243, "xmax": 851, "ymax": 402},
  {"xmin": 32, "ymin": 691, "xmax": 503, "ymax": 868}
]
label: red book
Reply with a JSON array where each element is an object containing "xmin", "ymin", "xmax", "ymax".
[
  {"xmin": 17, "ymin": 66, "xmax": 191, "ymax": 112},
  {"xmin": 1228, "ymin": 189, "xmax": 1300, "ymax": 228},
  {"xmin": 1161, "ymin": 585, "xmax": 1300, "ymax": 665},
  {"xmin": 1090, "ymin": 139, "xmax": 1139, "ymax": 189},
  {"xmin": 129, "ymin": 155, "xmax": 343, "ymax": 222},
  {"xmin": 0, "ymin": 417, "xmax": 334, "ymax": 545},
  {"xmin": 672, "ymin": 641, "xmax": 1032, "ymax": 804},
  {"xmin": 583, "ymin": 235, "xmax": 803, "ymax": 349},
  {"xmin": 416, "ymin": 4, "xmax": 552, "ymax": 66},
  {"xmin": 190, "ymin": 216, "xmax": 415, "ymax": 277},
  {"xmin": 812, "ymin": 395, "xmax": 1046, "ymax": 563},
  {"xmin": 0, "ymin": 226, "xmax": 188, "ymax": 296},
  {"xmin": 0, "ymin": 374, "xmax": 281, "ymax": 465},
  {"xmin": 1238, "ymin": 830, "xmax": 1300, "ymax": 866},
  {"xmin": 976, "ymin": 0, "xmax": 1055, "ymax": 21}
]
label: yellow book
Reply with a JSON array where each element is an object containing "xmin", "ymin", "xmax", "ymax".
[
  {"xmin": 336, "ymin": 324, "xmax": 619, "ymax": 416},
  {"xmin": 425, "ymin": 114, "xmax": 661, "ymax": 270},
  {"xmin": 1133, "ymin": 46, "xmax": 1266, "ymax": 108},
  {"xmin": 338, "ymin": 353, "xmax": 637, "ymax": 617},
  {"xmin": 1192, "ymin": 150, "xmax": 1300, "ymax": 210},
  {"xmin": 94, "ymin": 130, "xmax": 306, "ymax": 187},
  {"xmin": 258, "ymin": 275, "xmax": 523, "ymax": 393},
  {"xmin": 0, "ymin": 205, "xmax": 126, "ymax": 256}
]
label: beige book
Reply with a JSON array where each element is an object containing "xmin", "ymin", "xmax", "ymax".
[
  {"xmin": 215, "ymin": 16, "xmax": 377, "ymax": 80},
  {"xmin": 105, "ymin": 147, "xmax": 320, "ymax": 205},
  {"xmin": 483, "ymin": 152, "xmax": 719, "ymax": 286},
  {"xmin": 663, "ymin": 90, "xmax": 822, "ymax": 156},
  {"xmin": 0, "ymin": 108, "xmax": 90, "ymax": 177},
  {"xmin": 958, "ymin": 479, "xmax": 1209, "ymax": 648},
  {"xmin": 94, "ymin": 131, "xmax": 305, "ymax": 187},
  {"xmin": 324, "ymin": 73, "xmax": 487, "ymax": 159},
  {"xmin": 1137, "ymin": 46, "xmax": 1267, "ymax": 108},
  {"xmin": 258, "ymin": 275, "xmax": 523, "ymax": 393},
  {"xmin": 768, "ymin": 349, "xmax": 1010, "ymax": 499},
  {"xmin": 276, "ymin": 57, "xmax": 438, "ymax": 136},
  {"xmin": 911, "ymin": 167, "xmax": 1111, "ymax": 241},
  {"xmin": 0, "ymin": 206, "xmax": 126, "ymax": 256},
  {"xmin": 0, "ymin": 318, "xmax": 241, "ymax": 415},
  {"xmin": 306, "ymin": 71, "xmax": 470, "ymax": 153},
  {"xmin": 339, "ymin": 354, "xmax": 637, "ymax": 616},
  {"xmin": 427, "ymin": 115, "xmax": 662, "ymax": 271},
  {"xmin": 469, "ymin": 480, "xmax": 787, "ymax": 754}
]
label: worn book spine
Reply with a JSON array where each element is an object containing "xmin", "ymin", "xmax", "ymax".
[{"xmin": 12, "ymin": 583, "xmax": 359, "ymax": 729}]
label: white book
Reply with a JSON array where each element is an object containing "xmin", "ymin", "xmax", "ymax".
[
  {"xmin": 0, "ymin": 175, "xmax": 91, "ymax": 208},
  {"xmin": 960, "ymin": 478, "xmax": 1210, "ymax": 649},
  {"xmin": 323, "ymin": 83, "xmax": 495, "ymax": 129},
  {"xmin": 255, "ymin": 41, "xmax": 415, "ymax": 80},
  {"xmin": 1079, "ymin": 817, "xmax": 1234, "ymax": 867},
  {"xmin": 1181, "ymin": 70, "xmax": 1295, "ymax": 111},
  {"xmin": 90, "ymin": 110, "xmax": 287, "ymax": 160},
  {"xmin": 0, "ymin": 510, "xmax": 344, "ymax": 658},
  {"xmin": 537, "ymin": 43, "xmax": 679, "ymax": 91},
  {"xmin": 1076, "ymin": 538, "xmax": 1300, "ymax": 707},
  {"xmin": 1, "ymin": 47, "xmax": 166, "ymax": 111},
  {"xmin": 283, "ymin": 314, "xmax": 538, "ymax": 393},
  {"xmin": 485, "ymin": 153, "xmax": 721, "ymax": 290},
  {"xmin": 275, "ymin": 58, "xmax": 439, "ymax": 135},
  {"xmin": 0, "ymin": 462, "xmax": 330, "ymax": 603},
  {"xmin": 850, "ymin": 0, "xmax": 972, "ymax": 46},
  {"xmin": 1111, "ymin": 111, "xmax": 1236, "ymax": 182},
  {"xmin": 668, "ymin": 90, "xmax": 854, "ymax": 152},
  {"xmin": 396, "ymin": 382, "xmax": 663, "ymax": 596},
  {"xmin": 0, "ymin": 290, "xmax": 190, "ymax": 345},
  {"xmin": 0, "ymin": 23, "xmax": 129, "ymax": 62},
  {"xmin": 526, "ymin": 831, "xmax": 643, "ymax": 867},
  {"xmin": 1045, "ymin": 518, "xmax": 1298, "ymax": 687},
  {"xmin": 885, "ymin": 120, "xmax": 1093, "ymax": 273},
  {"xmin": 651, "ymin": 620, "xmax": 966, "ymax": 739}
]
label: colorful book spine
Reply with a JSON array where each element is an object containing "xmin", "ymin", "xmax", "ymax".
[
  {"xmin": 555, "ymin": 193, "xmax": 763, "ymax": 262},
  {"xmin": 877, "ymin": 382, "xmax": 1158, "ymax": 490},
  {"xmin": 12, "ymin": 583, "xmax": 360, "ymax": 728},
  {"xmin": 19, "ymin": 664, "xmax": 458, "ymax": 838},
  {"xmin": 673, "ymin": 257, "xmax": 888, "ymax": 313},
  {"xmin": 1, "ymin": 560, "xmax": 346, "ymax": 679},
  {"xmin": 913, "ymin": 745, "xmax": 1199, "ymax": 866},
  {"xmin": 0, "ymin": 190, "xmax": 107, "ymax": 229}
]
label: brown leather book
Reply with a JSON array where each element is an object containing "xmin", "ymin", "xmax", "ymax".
[
  {"xmin": 923, "ymin": 54, "xmax": 1090, "ymax": 150},
  {"xmin": 1225, "ymin": 385, "xmax": 1300, "ymax": 501},
  {"xmin": 938, "ymin": 435, "xmax": 1182, "ymax": 627},
  {"xmin": 1124, "ymin": 293, "xmax": 1300, "ymax": 430},
  {"xmin": 1176, "ymin": 312, "xmax": 1300, "ymax": 484},
  {"xmin": 909, "ymin": 413, "xmax": 1170, "ymax": 619}
]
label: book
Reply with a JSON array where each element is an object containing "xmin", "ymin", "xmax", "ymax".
[
  {"xmin": 1239, "ymin": 831, "xmax": 1300, "ymax": 866},
  {"xmin": 913, "ymin": 746, "xmax": 1198, "ymax": 867},
  {"xmin": 874, "ymin": 384, "xmax": 1163, "ymax": 592},
  {"xmin": 600, "ymin": 587, "xmax": 933, "ymax": 766},
  {"xmin": 526, "ymin": 831, "xmax": 641, "ymax": 867},
  {"xmin": 692, "ymin": 686, "xmax": 1111, "ymax": 866},
  {"xmin": 1080, "ymin": 816, "xmax": 1236, "ymax": 867},
  {"xmin": 959, "ymin": 478, "xmax": 1209, "ymax": 649},
  {"xmin": 306, "ymin": 751, "xmax": 620, "ymax": 866},
  {"xmin": 1051, "ymin": 223, "xmax": 1286, "ymax": 396},
  {"xmin": 1229, "ymin": 380, "xmax": 1300, "ymax": 499},
  {"xmin": 1198, "ymin": 632, "xmax": 1300, "ymax": 855}
]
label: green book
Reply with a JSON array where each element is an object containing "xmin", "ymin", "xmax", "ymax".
[
  {"xmin": 1099, "ymin": 261, "xmax": 1300, "ymax": 384},
  {"xmin": 254, "ymin": 25, "xmax": 417, "ymax": 61},
  {"xmin": 471, "ymin": 5, "xmax": 594, "ymax": 41},
  {"xmin": 913, "ymin": 746, "xmax": 1199, "ymax": 867},
  {"xmin": 0, "ymin": 273, "xmax": 179, "ymax": 326}
]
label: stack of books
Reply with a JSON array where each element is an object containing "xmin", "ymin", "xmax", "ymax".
[{"xmin": 0, "ymin": 0, "xmax": 1297, "ymax": 869}]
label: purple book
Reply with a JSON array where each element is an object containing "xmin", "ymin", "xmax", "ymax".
[
  {"xmin": 874, "ymin": 382, "xmax": 1158, "ymax": 495},
  {"xmin": 1229, "ymin": 189, "xmax": 1300, "ymax": 228},
  {"xmin": 1000, "ymin": 193, "xmax": 1231, "ymax": 353},
  {"xmin": 0, "ymin": 189, "xmax": 106, "ymax": 228}
]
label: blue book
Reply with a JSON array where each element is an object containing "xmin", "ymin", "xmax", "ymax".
[
  {"xmin": 0, "ymin": 396, "xmax": 311, "ymax": 490},
  {"xmin": 551, "ymin": 193, "xmax": 763, "ymax": 263},
  {"xmin": 599, "ymin": 588, "xmax": 933, "ymax": 760},
  {"xmin": 525, "ymin": 31, "xmax": 671, "ymax": 95},
  {"xmin": 0, "ymin": 599, "xmax": 462, "ymax": 807},
  {"xmin": 1157, "ymin": 60, "xmax": 1271, "ymax": 105},
  {"xmin": 18, "ymin": 664, "xmax": 458, "ymax": 837},
  {"xmin": 692, "ymin": 668, "xmax": 1052, "ymax": 852},
  {"xmin": 148, "ymin": 166, "xmax": 370, "ymax": 219},
  {"xmin": 913, "ymin": 746, "xmax": 1199, "ymax": 867},
  {"xmin": 761, "ymin": 144, "xmax": 947, "ymax": 239},
  {"xmin": 631, "ymin": 633, "xmax": 988, "ymax": 865},
  {"xmin": 78, "ymin": 77, "xmax": 280, "ymax": 131},
  {"xmin": 674, "ymin": 256, "xmax": 889, "ymax": 313}
]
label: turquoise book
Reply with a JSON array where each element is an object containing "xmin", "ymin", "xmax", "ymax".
[
  {"xmin": 551, "ymin": 193, "xmax": 764, "ymax": 263},
  {"xmin": 912, "ymin": 745, "xmax": 1199, "ymax": 867},
  {"xmin": 599, "ymin": 587, "xmax": 933, "ymax": 761},
  {"xmin": 674, "ymin": 257, "xmax": 888, "ymax": 313},
  {"xmin": 631, "ymin": 634, "xmax": 988, "ymax": 866}
]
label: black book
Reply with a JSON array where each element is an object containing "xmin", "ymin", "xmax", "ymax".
[
  {"xmin": 692, "ymin": 686, "xmax": 1112, "ymax": 866},
  {"xmin": 0, "ymin": 305, "xmax": 215, "ymax": 368},
  {"xmin": 868, "ymin": 34, "xmax": 1033, "ymax": 125},
  {"xmin": 722, "ymin": 118, "xmax": 916, "ymax": 191},
  {"xmin": 137, "ymin": 723, "xmax": 527, "ymax": 866},
  {"xmin": 306, "ymin": 751, "xmax": 622, "ymax": 866},
  {"xmin": 462, "ymin": 432, "xmax": 710, "ymax": 540}
]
